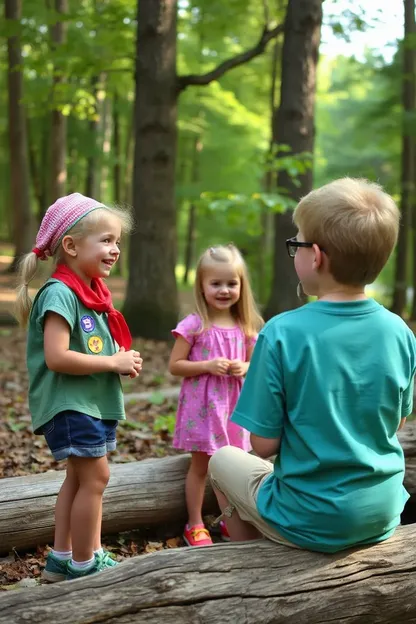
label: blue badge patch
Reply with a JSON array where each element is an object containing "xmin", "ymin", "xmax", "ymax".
[{"xmin": 80, "ymin": 315, "xmax": 95, "ymax": 333}]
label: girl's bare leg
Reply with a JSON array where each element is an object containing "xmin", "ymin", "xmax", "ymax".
[
  {"xmin": 70, "ymin": 456, "xmax": 110, "ymax": 561},
  {"xmin": 185, "ymin": 452, "xmax": 210, "ymax": 526}
]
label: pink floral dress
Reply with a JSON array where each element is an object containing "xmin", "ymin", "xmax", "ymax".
[{"xmin": 172, "ymin": 314, "xmax": 256, "ymax": 455}]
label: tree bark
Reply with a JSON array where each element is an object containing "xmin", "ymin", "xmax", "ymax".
[
  {"xmin": 49, "ymin": 0, "xmax": 68, "ymax": 202},
  {"xmin": 5, "ymin": 0, "xmax": 34, "ymax": 271},
  {"xmin": 0, "ymin": 525, "xmax": 416, "ymax": 622},
  {"xmin": 0, "ymin": 454, "xmax": 217, "ymax": 555},
  {"xmin": 0, "ymin": 423, "xmax": 414, "ymax": 555},
  {"xmin": 264, "ymin": 0, "xmax": 323, "ymax": 319}
]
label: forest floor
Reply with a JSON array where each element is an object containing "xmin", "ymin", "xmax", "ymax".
[{"xmin": 0, "ymin": 250, "xmax": 205, "ymax": 590}]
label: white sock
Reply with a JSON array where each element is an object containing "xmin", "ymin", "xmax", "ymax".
[
  {"xmin": 94, "ymin": 547, "xmax": 104, "ymax": 556},
  {"xmin": 52, "ymin": 549, "xmax": 72, "ymax": 561},
  {"xmin": 71, "ymin": 556, "xmax": 95, "ymax": 570}
]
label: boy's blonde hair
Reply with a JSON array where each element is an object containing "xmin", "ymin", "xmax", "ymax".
[
  {"xmin": 293, "ymin": 178, "xmax": 399, "ymax": 286},
  {"xmin": 16, "ymin": 206, "xmax": 133, "ymax": 327},
  {"xmin": 194, "ymin": 244, "xmax": 263, "ymax": 337}
]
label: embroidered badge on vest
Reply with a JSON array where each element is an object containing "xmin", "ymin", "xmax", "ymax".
[
  {"xmin": 88, "ymin": 336, "xmax": 104, "ymax": 353},
  {"xmin": 80, "ymin": 315, "xmax": 95, "ymax": 333}
]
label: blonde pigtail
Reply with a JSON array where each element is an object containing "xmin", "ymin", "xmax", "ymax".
[{"xmin": 15, "ymin": 252, "xmax": 40, "ymax": 327}]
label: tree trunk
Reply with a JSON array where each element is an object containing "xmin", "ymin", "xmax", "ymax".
[
  {"xmin": 122, "ymin": 0, "xmax": 179, "ymax": 339},
  {"xmin": 84, "ymin": 75, "xmax": 100, "ymax": 199},
  {"xmin": 1, "ymin": 525, "xmax": 416, "ymax": 623},
  {"xmin": 113, "ymin": 90, "xmax": 122, "ymax": 202},
  {"xmin": 0, "ymin": 422, "xmax": 414, "ymax": 555},
  {"xmin": 183, "ymin": 136, "xmax": 202, "ymax": 285},
  {"xmin": 264, "ymin": 0, "xmax": 323, "ymax": 319},
  {"xmin": 49, "ymin": 0, "xmax": 68, "ymax": 202},
  {"xmin": 122, "ymin": 104, "xmax": 135, "ymax": 205},
  {"xmin": 401, "ymin": 0, "xmax": 416, "ymax": 318},
  {"xmin": 5, "ymin": 0, "xmax": 34, "ymax": 271},
  {"xmin": 100, "ymin": 90, "xmax": 112, "ymax": 199},
  {"xmin": 259, "ymin": 39, "xmax": 280, "ymax": 303},
  {"xmin": 27, "ymin": 116, "xmax": 49, "ymax": 225},
  {"xmin": 0, "ymin": 454, "xmax": 217, "ymax": 555}
]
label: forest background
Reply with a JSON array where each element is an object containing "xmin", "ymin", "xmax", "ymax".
[{"xmin": 2, "ymin": 0, "xmax": 413, "ymax": 340}]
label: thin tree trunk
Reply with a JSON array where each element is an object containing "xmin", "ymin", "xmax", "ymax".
[
  {"xmin": 397, "ymin": 0, "xmax": 416, "ymax": 318},
  {"xmin": 123, "ymin": 0, "xmax": 179, "ymax": 339},
  {"xmin": 27, "ymin": 115, "xmax": 49, "ymax": 225},
  {"xmin": 5, "ymin": 0, "xmax": 33, "ymax": 271},
  {"xmin": 183, "ymin": 136, "xmax": 202, "ymax": 285},
  {"xmin": 122, "ymin": 104, "xmax": 135, "ymax": 205},
  {"xmin": 113, "ymin": 91, "xmax": 121, "ymax": 203},
  {"xmin": 85, "ymin": 75, "xmax": 100, "ymax": 199},
  {"xmin": 100, "ymin": 91, "xmax": 112, "ymax": 199},
  {"xmin": 50, "ymin": 0, "xmax": 68, "ymax": 202},
  {"xmin": 259, "ymin": 39, "xmax": 280, "ymax": 303},
  {"xmin": 264, "ymin": 0, "xmax": 323, "ymax": 319}
]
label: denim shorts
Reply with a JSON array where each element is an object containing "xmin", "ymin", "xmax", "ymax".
[{"xmin": 42, "ymin": 411, "xmax": 118, "ymax": 461}]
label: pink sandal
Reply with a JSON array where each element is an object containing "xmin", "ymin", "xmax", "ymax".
[{"xmin": 183, "ymin": 524, "xmax": 213, "ymax": 547}]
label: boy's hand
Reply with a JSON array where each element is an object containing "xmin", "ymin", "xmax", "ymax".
[
  {"xmin": 228, "ymin": 359, "xmax": 247, "ymax": 377},
  {"xmin": 205, "ymin": 357, "xmax": 231, "ymax": 376},
  {"xmin": 112, "ymin": 347, "xmax": 143, "ymax": 378}
]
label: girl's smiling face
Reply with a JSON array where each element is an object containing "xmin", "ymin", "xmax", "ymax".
[
  {"xmin": 66, "ymin": 214, "xmax": 122, "ymax": 283},
  {"xmin": 201, "ymin": 263, "xmax": 241, "ymax": 312}
]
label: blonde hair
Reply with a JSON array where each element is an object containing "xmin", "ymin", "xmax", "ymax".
[
  {"xmin": 293, "ymin": 178, "xmax": 399, "ymax": 286},
  {"xmin": 193, "ymin": 244, "xmax": 263, "ymax": 337},
  {"xmin": 16, "ymin": 205, "xmax": 133, "ymax": 327}
]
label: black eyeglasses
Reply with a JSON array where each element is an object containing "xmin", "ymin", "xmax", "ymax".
[{"xmin": 286, "ymin": 237, "xmax": 325, "ymax": 258}]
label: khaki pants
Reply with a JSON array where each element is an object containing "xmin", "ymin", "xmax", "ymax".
[{"xmin": 209, "ymin": 446, "xmax": 301, "ymax": 548}]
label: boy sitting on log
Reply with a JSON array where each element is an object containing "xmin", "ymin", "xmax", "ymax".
[{"xmin": 209, "ymin": 178, "xmax": 416, "ymax": 552}]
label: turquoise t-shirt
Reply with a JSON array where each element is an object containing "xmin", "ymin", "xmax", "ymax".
[
  {"xmin": 27, "ymin": 279, "xmax": 125, "ymax": 433},
  {"xmin": 231, "ymin": 299, "xmax": 415, "ymax": 552}
]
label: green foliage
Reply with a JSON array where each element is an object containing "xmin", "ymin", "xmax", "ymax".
[
  {"xmin": 0, "ymin": 0, "xmax": 405, "ymax": 301},
  {"xmin": 153, "ymin": 413, "xmax": 176, "ymax": 435}
]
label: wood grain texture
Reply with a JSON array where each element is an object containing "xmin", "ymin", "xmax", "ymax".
[
  {"xmin": 0, "ymin": 525, "xmax": 415, "ymax": 623},
  {"xmin": 0, "ymin": 454, "xmax": 217, "ymax": 554}
]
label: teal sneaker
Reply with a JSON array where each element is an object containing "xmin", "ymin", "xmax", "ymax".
[
  {"xmin": 101, "ymin": 551, "xmax": 118, "ymax": 567},
  {"xmin": 42, "ymin": 552, "xmax": 70, "ymax": 583},
  {"xmin": 66, "ymin": 551, "xmax": 119, "ymax": 580}
]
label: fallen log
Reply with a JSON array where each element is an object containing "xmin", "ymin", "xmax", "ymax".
[
  {"xmin": 400, "ymin": 421, "xmax": 416, "ymax": 495},
  {"xmin": 0, "ymin": 454, "xmax": 218, "ymax": 555},
  {"xmin": 0, "ymin": 422, "xmax": 415, "ymax": 555},
  {"xmin": 0, "ymin": 524, "xmax": 415, "ymax": 623}
]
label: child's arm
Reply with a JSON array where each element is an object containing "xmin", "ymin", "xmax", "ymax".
[
  {"xmin": 250, "ymin": 433, "xmax": 281, "ymax": 459},
  {"xmin": 169, "ymin": 336, "xmax": 230, "ymax": 377},
  {"xmin": 44, "ymin": 312, "xmax": 142, "ymax": 376},
  {"xmin": 398, "ymin": 417, "xmax": 406, "ymax": 431}
]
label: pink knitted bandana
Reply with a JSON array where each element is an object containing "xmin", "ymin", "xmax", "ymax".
[{"xmin": 33, "ymin": 193, "xmax": 104, "ymax": 260}]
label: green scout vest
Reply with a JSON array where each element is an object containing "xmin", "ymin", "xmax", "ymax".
[{"xmin": 27, "ymin": 279, "xmax": 125, "ymax": 433}]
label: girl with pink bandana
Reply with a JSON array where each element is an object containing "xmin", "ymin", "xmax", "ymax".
[{"xmin": 16, "ymin": 194, "xmax": 142, "ymax": 580}]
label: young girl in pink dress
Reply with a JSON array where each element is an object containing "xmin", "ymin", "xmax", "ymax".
[{"xmin": 169, "ymin": 244, "xmax": 263, "ymax": 547}]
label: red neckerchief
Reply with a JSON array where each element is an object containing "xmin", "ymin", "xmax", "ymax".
[{"xmin": 52, "ymin": 264, "xmax": 132, "ymax": 350}]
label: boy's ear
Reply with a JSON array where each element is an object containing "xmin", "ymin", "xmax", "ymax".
[
  {"xmin": 61, "ymin": 235, "xmax": 77, "ymax": 257},
  {"xmin": 312, "ymin": 244, "xmax": 323, "ymax": 270}
]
